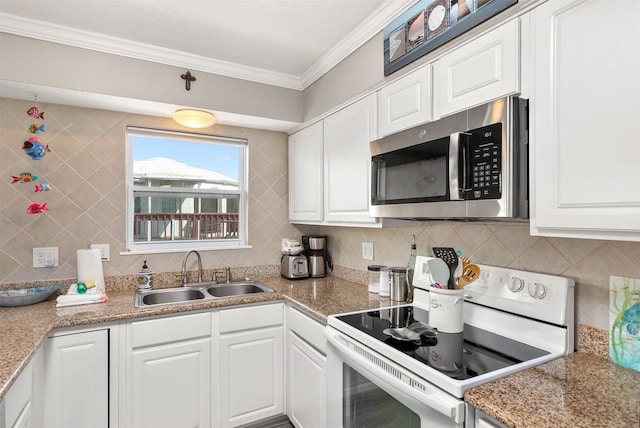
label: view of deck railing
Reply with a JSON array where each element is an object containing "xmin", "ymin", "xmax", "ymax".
[{"xmin": 134, "ymin": 212, "xmax": 239, "ymax": 241}]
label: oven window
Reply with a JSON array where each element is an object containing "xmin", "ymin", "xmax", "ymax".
[{"xmin": 343, "ymin": 364, "xmax": 420, "ymax": 428}]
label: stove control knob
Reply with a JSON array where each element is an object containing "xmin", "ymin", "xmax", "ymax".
[
  {"xmin": 507, "ymin": 276, "xmax": 524, "ymax": 292},
  {"xmin": 528, "ymin": 282, "xmax": 547, "ymax": 299}
]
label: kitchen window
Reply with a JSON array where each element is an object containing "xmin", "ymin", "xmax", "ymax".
[{"xmin": 125, "ymin": 127, "xmax": 248, "ymax": 253}]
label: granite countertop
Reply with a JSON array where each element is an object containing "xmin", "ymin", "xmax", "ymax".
[
  {"xmin": 0, "ymin": 274, "xmax": 375, "ymax": 400},
  {"xmin": 3, "ymin": 274, "xmax": 639, "ymax": 428},
  {"xmin": 465, "ymin": 351, "xmax": 640, "ymax": 427}
]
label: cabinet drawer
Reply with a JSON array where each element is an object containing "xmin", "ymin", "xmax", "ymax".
[
  {"xmin": 131, "ymin": 312, "xmax": 211, "ymax": 348},
  {"xmin": 220, "ymin": 303, "xmax": 283, "ymax": 334},
  {"xmin": 287, "ymin": 306, "xmax": 327, "ymax": 355}
]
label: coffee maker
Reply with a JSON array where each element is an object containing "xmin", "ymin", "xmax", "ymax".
[{"xmin": 302, "ymin": 235, "xmax": 333, "ymax": 278}]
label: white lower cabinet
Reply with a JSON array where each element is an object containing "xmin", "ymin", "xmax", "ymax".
[
  {"xmin": 3, "ymin": 346, "xmax": 42, "ymax": 428},
  {"xmin": 122, "ymin": 312, "xmax": 211, "ymax": 428},
  {"xmin": 43, "ymin": 328, "xmax": 109, "ymax": 428},
  {"xmin": 286, "ymin": 307, "xmax": 327, "ymax": 428},
  {"xmin": 215, "ymin": 304, "xmax": 285, "ymax": 428}
]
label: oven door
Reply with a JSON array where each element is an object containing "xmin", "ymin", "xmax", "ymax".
[{"xmin": 325, "ymin": 327, "xmax": 465, "ymax": 428}]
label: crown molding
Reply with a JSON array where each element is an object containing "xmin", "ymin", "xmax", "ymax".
[
  {"xmin": 0, "ymin": 12, "xmax": 303, "ymax": 90},
  {"xmin": 300, "ymin": 0, "xmax": 417, "ymax": 88},
  {"xmin": 0, "ymin": 1, "xmax": 416, "ymax": 91}
]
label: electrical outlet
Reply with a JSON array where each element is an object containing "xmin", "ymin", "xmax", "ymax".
[
  {"xmin": 33, "ymin": 247, "xmax": 58, "ymax": 268},
  {"xmin": 362, "ymin": 242, "xmax": 374, "ymax": 261},
  {"xmin": 92, "ymin": 244, "xmax": 110, "ymax": 261}
]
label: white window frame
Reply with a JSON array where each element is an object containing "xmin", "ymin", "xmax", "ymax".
[{"xmin": 125, "ymin": 126, "xmax": 250, "ymax": 254}]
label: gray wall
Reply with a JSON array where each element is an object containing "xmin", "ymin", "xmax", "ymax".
[{"xmin": 0, "ymin": 33, "xmax": 303, "ymax": 124}]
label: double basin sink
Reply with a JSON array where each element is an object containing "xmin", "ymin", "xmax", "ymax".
[{"xmin": 135, "ymin": 280, "xmax": 274, "ymax": 308}]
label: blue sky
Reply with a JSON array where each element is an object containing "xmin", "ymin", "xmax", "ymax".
[{"xmin": 133, "ymin": 136, "xmax": 240, "ymax": 179}]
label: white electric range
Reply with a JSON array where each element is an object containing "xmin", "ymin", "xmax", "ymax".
[{"xmin": 325, "ymin": 256, "xmax": 575, "ymax": 427}]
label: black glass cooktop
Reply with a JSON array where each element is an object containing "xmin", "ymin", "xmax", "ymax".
[{"xmin": 335, "ymin": 306, "xmax": 549, "ymax": 380}]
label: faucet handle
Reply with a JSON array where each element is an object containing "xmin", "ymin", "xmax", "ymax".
[
  {"xmin": 225, "ymin": 266, "xmax": 231, "ymax": 283},
  {"xmin": 176, "ymin": 272, "xmax": 187, "ymax": 284},
  {"xmin": 212, "ymin": 269, "xmax": 223, "ymax": 284}
]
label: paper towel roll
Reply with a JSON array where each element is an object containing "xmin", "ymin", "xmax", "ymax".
[{"xmin": 77, "ymin": 249, "xmax": 105, "ymax": 292}]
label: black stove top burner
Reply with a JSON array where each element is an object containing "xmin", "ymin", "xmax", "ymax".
[{"xmin": 336, "ymin": 306, "xmax": 549, "ymax": 381}]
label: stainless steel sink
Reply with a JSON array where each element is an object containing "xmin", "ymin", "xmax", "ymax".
[
  {"xmin": 207, "ymin": 282, "xmax": 271, "ymax": 298},
  {"xmin": 137, "ymin": 288, "xmax": 205, "ymax": 307},
  {"xmin": 135, "ymin": 280, "xmax": 273, "ymax": 307}
]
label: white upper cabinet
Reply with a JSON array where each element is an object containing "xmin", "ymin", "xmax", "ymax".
[
  {"xmin": 378, "ymin": 64, "xmax": 432, "ymax": 137},
  {"xmin": 289, "ymin": 122, "xmax": 323, "ymax": 222},
  {"xmin": 289, "ymin": 94, "xmax": 391, "ymax": 227},
  {"xmin": 433, "ymin": 18, "xmax": 519, "ymax": 119},
  {"xmin": 530, "ymin": 0, "xmax": 640, "ymax": 241},
  {"xmin": 323, "ymin": 94, "xmax": 378, "ymax": 224}
]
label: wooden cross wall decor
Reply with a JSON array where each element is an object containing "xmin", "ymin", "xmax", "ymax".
[{"xmin": 181, "ymin": 70, "xmax": 196, "ymax": 91}]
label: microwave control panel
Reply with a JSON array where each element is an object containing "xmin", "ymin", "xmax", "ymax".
[{"xmin": 467, "ymin": 123, "xmax": 502, "ymax": 200}]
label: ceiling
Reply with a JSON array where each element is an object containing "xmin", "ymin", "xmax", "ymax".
[{"xmin": 0, "ymin": 0, "xmax": 415, "ymax": 89}]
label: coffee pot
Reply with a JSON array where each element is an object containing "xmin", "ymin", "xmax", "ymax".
[{"xmin": 302, "ymin": 235, "xmax": 333, "ymax": 278}]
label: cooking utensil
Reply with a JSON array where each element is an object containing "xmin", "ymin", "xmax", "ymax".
[
  {"xmin": 383, "ymin": 322, "xmax": 436, "ymax": 342},
  {"xmin": 432, "ymin": 247, "xmax": 458, "ymax": 289},
  {"xmin": 458, "ymin": 263, "xmax": 481, "ymax": 288},
  {"xmin": 427, "ymin": 258, "xmax": 450, "ymax": 287}
]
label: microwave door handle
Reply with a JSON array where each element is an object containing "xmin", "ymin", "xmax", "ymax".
[
  {"xmin": 460, "ymin": 132, "xmax": 472, "ymax": 194},
  {"xmin": 449, "ymin": 133, "xmax": 463, "ymax": 200}
]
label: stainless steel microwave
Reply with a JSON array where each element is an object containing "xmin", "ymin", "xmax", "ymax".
[{"xmin": 370, "ymin": 96, "xmax": 528, "ymax": 220}]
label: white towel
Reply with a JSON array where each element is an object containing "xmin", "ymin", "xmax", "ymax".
[{"xmin": 56, "ymin": 293, "xmax": 108, "ymax": 307}]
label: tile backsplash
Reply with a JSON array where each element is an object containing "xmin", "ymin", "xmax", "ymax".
[
  {"xmin": 297, "ymin": 219, "xmax": 640, "ymax": 331},
  {"xmin": 0, "ymin": 97, "xmax": 299, "ymax": 285},
  {"xmin": 2, "ymin": 97, "xmax": 639, "ymax": 331}
]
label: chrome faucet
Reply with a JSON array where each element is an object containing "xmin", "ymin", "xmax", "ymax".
[{"xmin": 179, "ymin": 250, "xmax": 202, "ymax": 286}]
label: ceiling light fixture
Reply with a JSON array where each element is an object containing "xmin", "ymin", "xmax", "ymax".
[{"xmin": 172, "ymin": 109, "xmax": 217, "ymax": 128}]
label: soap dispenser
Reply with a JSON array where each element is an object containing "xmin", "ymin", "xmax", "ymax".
[
  {"xmin": 405, "ymin": 235, "xmax": 417, "ymax": 302},
  {"xmin": 137, "ymin": 260, "xmax": 152, "ymax": 291}
]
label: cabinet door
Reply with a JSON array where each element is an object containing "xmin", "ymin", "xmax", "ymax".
[
  {"xmin": 323, "ymin": 94, "xmax": 378, "ymax": 224},
  {"xmin": 43, "ymin": 329, "xmax": 108, "ymax": 428},
  {"xmin": 130, "ymin": 338, "xmax": 211, "ymax": 428},
  {"xmin": 289, "ymin": 122, "xmax": 324, "ymax": 222},
  {"xmin": 287, "ymin": 331, "xmax": 326, "ymax": 428},
  {"xmin": 4, "ymin": 347, "xmax": 41, "ymax": 428},
  {"xmin": 433, "ymin": 19, "xmax": 519, "ymax": 118},
  {"xmin": 530, "ymin": 0, "xmax": 640, "ymax": 241},
  {"xmin": 378, "ymin": 65, "xmax": 432, "ymax": 136},
  {"xmin": 218, "ymin": 326, "xmax": 284, "ymax": 427}
]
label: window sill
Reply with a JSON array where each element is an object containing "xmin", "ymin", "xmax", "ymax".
[{"xmin": 121, "ymin": 244, "xmax": 253, "ymax": 256}]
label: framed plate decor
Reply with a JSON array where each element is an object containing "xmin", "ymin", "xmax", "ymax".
[
  {"xmin": 406, "ymin": 10, "xmax": 425, "ymax": 52},
  {"xmin": 388, "ymin": 24, "xmax": 406, "ymax": 63},
  {"xmin": 383, "ymin": 0, "xmax": 518, "ymax": 76}
]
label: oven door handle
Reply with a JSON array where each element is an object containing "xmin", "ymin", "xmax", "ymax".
[{"xmin": 325, "ymin": 328, "xmax": 464, "ymax": 424}]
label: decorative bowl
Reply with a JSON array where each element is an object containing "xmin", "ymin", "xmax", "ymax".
[{"xmin": 0, "ymin": 285, "xmax": 62, "ymax": 307}]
